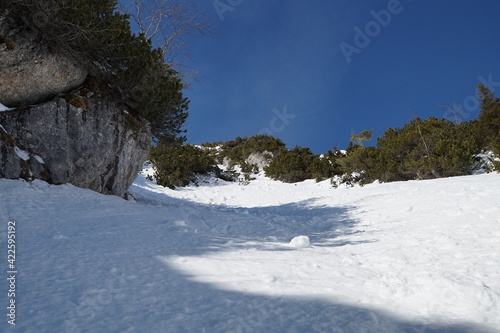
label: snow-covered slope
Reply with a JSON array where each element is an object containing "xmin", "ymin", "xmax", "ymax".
[{"xmin": 1, "ymin": 169, "xmax": 499, "ymax": 332}]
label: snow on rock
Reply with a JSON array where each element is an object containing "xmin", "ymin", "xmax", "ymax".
[
  {"xmin": 245, "ymin": 150, "xmax": 274, "ymax": 169},
  {"xmin": 14, "ymin": 146, "xmax": 30, "ymax": 161},
  {"xmin": 33, "ymin": 154, "xmax": 45, "ymax": 164},
  {"xmin": 289, "ymin": 235, "xmax": 310, "ymax": 248},
  {"xmin": 0, "ymin": 102, "xmax": 14, "ymax": 111}
]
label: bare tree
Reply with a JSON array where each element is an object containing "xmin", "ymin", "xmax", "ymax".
[
  {"xmin": 440, "ymin": 99, "xmax": 469, "ymax": 124},
  {"xmin": 119, "ymin": 0, "xmax": 214, "ymax": 84}
]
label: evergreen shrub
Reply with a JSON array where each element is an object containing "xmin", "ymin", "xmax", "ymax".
[
  {"xmin": 265, "ymin": 146, "xmax": 342, "ymax": 183},
  {"xmin": 337, "ymin": 118, "xmax": 481, "ymax": 185},
  {"xmin": 148, "ymin": 144, "xmax": 221, "ymax": 189}
]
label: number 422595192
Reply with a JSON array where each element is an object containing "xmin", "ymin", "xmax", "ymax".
[{"xmin": 7, "ymin": 221, "xmax": 16, "ymax": 269}]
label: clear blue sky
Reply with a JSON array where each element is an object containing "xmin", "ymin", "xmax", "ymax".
[{"xmin": 179, "ymin": 0, "xmax": 500, "ymax": 153}]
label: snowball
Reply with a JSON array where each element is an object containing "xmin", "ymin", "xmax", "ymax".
[{"xmin": 289, "ymin": 235, "xmax": 310, "ymax": 248}]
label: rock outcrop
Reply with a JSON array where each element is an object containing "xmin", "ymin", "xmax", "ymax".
[
  {"xmin": 221, "ymin": 151, "xmax": 274, "ymax": 170},
  {"xmin": 245, "ymin": 151, "xmax": 274, "ymax": 170},
  {"xmin": 0, "ymin": 10, "xmax": 87, "ymax": 106},
  {"xmin": 0, "ymin": 97, "xmax": 151, "ymax": 198}
]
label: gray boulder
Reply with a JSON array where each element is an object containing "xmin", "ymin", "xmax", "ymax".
[
  {"xmin": 0, "ymin": 10, "xmax": 87, "ymax": 106},
  {"xmin": 0, "ymin": 97, "xmax": 151, "ymax": 198},
  {"xmin": 245, "ymin": 151, "xmax": 274, "ymax": 170}
]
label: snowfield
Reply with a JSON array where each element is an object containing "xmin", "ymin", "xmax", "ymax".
[{"xmin": 0, "ymin": 168, "xmax": 499, "ymax": 332}]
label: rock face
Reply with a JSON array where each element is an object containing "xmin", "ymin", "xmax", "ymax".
[
  {"xmin": 245, "ymin": 151, "xmax": 274, "ymax": 170},
  {"xmin": 0, "ymin": 10, "xmax": 87, "ymax": 106},
  {"xmin": 0, "ymin": 9, "xmax": 151, "ymax": 197},
  {"xmin": 0, "ymin": 97, "xmax": 151, "ymax": 198},
  {"xmin": 222, "ymin": 151, "xmax": 274, "ymax": 170}
]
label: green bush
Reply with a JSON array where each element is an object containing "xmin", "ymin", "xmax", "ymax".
[
  {"xmin": 489, "ymin": 136, "xmax": 500, "ymax": 172},
  {"xmin": 337, "ymin": 118, "xmax": 481, "ymax": 185},
  {"xmin": 309, "ymin": 150, "xmax": 344, "ymax": 182},
  {"xmin": 264, "ymin": 146, "xmax": 314, "ymax": 183},
  {"xmin": 264, "ymin": 146, "xmax": 341, "ymax": 183},
  {"xmin": 215, "ymin": 135, "xmax": 287, "ymax": 166},
  {"xmin": 392, "ymin": 118, "xmax": 479, "ymax": 180},
  {"xmin": 477, "ymin": 84, "xmax": 500, "ymax": 150},
  {"xmin": 476, "ymin": 84, "xmax": 500, "ymax": 172},
  {"xmin": 335, "ymin": 146, "xmax": 382, "ymax": 185},
  {"xmin": 148, "ymin": 144, "xmax": 221, "ymax": 189}
]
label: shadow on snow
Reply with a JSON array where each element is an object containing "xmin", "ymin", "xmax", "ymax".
[{"xmin": 4, "ymin": 180, "xmax": 496, "ymax": 333}]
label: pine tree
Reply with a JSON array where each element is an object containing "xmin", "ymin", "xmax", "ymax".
[
  {"xmin": 148, "ymin": 144, "xmax": 221, "ymax": 189},
  {"xmin": 477, "ymin": 83, "xmax": 500, "ymax": 150},
  {"xmin": 264, "ymin": 146, "xmax": 315, "ymax": 183}
]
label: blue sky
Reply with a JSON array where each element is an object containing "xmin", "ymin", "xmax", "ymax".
[{"xmin": 178, "ymin": 0, "xmax": 500, "ymax": 153}]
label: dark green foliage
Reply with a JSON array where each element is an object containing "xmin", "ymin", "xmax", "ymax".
[
  {"xmin": 148, "ymin": 144, "xmax": 221, "ymax": 189},
  {"xmin": 492, "ymin": 140, "xmax": 500, "ymax": 171},
  {"xmin": 309, "ymin": 150, "xmax": 344, "ymax": 182},
  {"xmin": 308, "ymin": 156, "xmax": 335, "ymax": 182},
  {"xmin": 337, "ymin": 118, "xmax": 481, "ymax": 185},
  {"xmin": 237, "ymin": 162, "xmax": 257, "ymax": 185},
  {"xmin": 127, "ymin": 63, "xmax": 189, "ymax": 145},
  {"xmin": 148, "ymin": 135, "xmax": 287, "ymax": 188},
  {"xmin": 215, "ymin": 135, "xmax": 287, "ymax": 166},
  {"xmin": 265, "ymin": 146, "xmax": 315, "ymax": 183},
  {"xmin": 404, "ymin": 119, "xmax": 478, "ymax": 178},
  {"xmin": 265, "ymin": 146, "xmax": 342, "ymax": 183},
  {"xmin": 4, "ymin": 0, "xmax": 189, "ymax": 142},
  {"xmin": 200, "ymin": 141, "xmax": 224, "ymax": 149},
  {"xmin": 350, "ymin": 129, "xmax": 373, "ymax": 147},
  {"xmin": 4, "ymin": 0, "xmax": 128, "ymax": 59},
  {"xmin": 336, "ymin": 146, "xmax": 381, "ymax": 185},
  {"xmin": 477, "ymin": 84, "xmax": 500, "ymax": 150},
  {"xmin": 201, "ymin": 135, "xmax": 287, "ymax": 184}
]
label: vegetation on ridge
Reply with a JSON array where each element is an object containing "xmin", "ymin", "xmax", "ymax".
[
  {"xmin": 3, "ymin": 0, "xmax": 189, "ymax": 144},
  {"xmin": 148, "ymin": 84, "xmax": 500, "ymax": 189},
  {"xmin": 3, "ymin": 2, "xmax": 498, "ymax": 188}
]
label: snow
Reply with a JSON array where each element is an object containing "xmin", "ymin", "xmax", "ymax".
[
  {"xmin": 33, "ymin": 154, "xmax": 45, "ymax": 164},
  {"xmin": 289, "ymin": 235, "xmax": 310, "ymax": 248},
  {"xmin": 0, "ymin": 103, "xmax": 14, "ymax": 112},
  {"xmin": 14, "ymin": 146, "xmax": 30, "ymax": 161},
  {"xmin": 1, "ymin": 169, "xmax": 499, "ymax": 332}
]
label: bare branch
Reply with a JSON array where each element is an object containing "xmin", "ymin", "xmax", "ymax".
[
  {"xmin": 119, "ymin": 0, "xmax": 214, "ymax": 85},
  {"xmin": 440, "ymin": 99, "xmax": 468, "ymax": 124}
]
